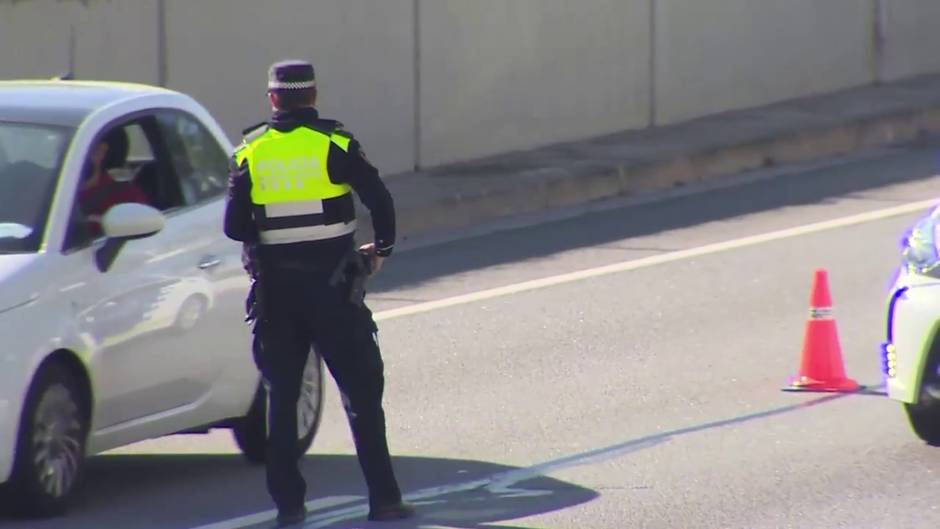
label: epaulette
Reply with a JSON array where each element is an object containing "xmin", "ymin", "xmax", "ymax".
[
  {"xmin": 331, "ymin": 125, "xmax": 352, "ymax": 139},
  {"xmin": 302, "ymin": 118, "xmax": 351, "ymax": 138},
  {"xmin": 233, "ymin": 123, "xmax": 267, "ymax": 159},
  {"xmin": 241, "ymin": 121, "xmax": 267, "ymax": 136},
  {"xmin": 240, "ymin": 121, "xmax": 270, "ymax": 144}
]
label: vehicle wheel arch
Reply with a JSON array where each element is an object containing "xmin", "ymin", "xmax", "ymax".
[
  {"xmin": 1, "ymin": 349, "xmax": 94, "ymax": 515},
  {"xmin": 35, "ymin": 349, "xmax": 93, "ymax": 425},
  {"xmin": 917, "ymin": 322, "xmax": 940, "ymax": 400}
]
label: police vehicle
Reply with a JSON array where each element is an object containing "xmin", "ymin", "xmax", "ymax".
[
  {"xmin": 0, "ymin": 80, "xmax": 324, "ymax": 516},
  {"xmin": 882, "ymin": 204, "xmax": 940, "ymax": 446}
]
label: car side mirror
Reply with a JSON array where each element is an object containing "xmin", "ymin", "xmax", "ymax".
[
  {"xmin": 101, "ymin": 202, "xmax": 164, "ymax": 239},
  {"xmin": 95, "ymin": 203, "xmax": 165, "ymax": 272}
]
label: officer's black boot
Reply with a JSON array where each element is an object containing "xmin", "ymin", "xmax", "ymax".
[
  {"xmin": 346, "ymin": 404, "xmax": 407, "ymax": 517},
  {"xmin": 368, "ymin": 501, "xmax": 416, "ymax": 522},
  {"xmin": 276, "ymin": 505, "xmax": 308, "ymax": 527}
]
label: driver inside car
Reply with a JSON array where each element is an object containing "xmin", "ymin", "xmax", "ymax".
[{"xmin": 78, "ymin": 127, "xmax": 151, "ymax": 235}]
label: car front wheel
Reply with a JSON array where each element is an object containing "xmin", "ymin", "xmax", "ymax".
[
  {"xmin": 232, "ymin": 348, "xmax": 324, "ymax": 464},
  {"xmin": 0, "ymin": 362, "xmax": 88, "ymax": 516},
  {"xmin": 905, "ymin": 401, "xmax": 940, "ymax": 446}
]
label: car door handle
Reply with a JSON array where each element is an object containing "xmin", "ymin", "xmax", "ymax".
[{"xmin": 198, "ymin": 256, "xmax": 222, "ymax": 270}]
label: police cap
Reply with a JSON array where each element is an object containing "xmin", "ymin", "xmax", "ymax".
[{"xmin": 267, "ymin": 59, "xmax": 316, "ymax": 91}]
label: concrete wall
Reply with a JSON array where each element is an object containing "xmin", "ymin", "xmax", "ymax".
[
  {"xmin": 0, "ymin": 0, "xmax": 157, "ymax": 84},
  {"xmin": 165, "ymin": 0, "xmax": 415, "ymax": 175},
  {"xmin": 0, "ymin": 0, "xmax": 74, "ymax": 79},
  {"xmin": 881, "ymin": 0, "xmax": 940, "ymax": 81},
  {"xmin": 3, "ymin": 1, "xmax": 940, "ymax": 173},
  {"xmin": 418, "ymin": 0, "xmax": 650, "ymax": 167},
  {"xmin": 654, "ymin": 0, "xmax": 873, "ymax": 125}
]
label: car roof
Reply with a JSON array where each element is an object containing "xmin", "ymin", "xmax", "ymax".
[{"xmin": 0, "ymin": 80, "xmax": 179, "ymax": 128}]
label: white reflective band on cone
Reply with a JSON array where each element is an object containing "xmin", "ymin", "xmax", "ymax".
[{"xmin": 808, "ymin": 307, "xmax": 834, "ymax": 319}]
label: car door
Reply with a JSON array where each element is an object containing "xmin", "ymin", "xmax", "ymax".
[{"xmin": 77, "ymin": 113, "xmax": 250, "ymax": 430}]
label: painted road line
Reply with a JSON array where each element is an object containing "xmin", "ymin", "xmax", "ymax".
[
  {"xmin": 187, "ymin": 496, "xmax": 362, "ymax": 529},
  {"xmin": 375, "ymin": 198, "xmax": 938, "ymax": 322},
  {"xmin": 185, "ymin": 197, "xmax": 935, "ymax": 529},
  {"xmin": 190, "ymin": 393, "xmax": 850, "ymax": 529}
]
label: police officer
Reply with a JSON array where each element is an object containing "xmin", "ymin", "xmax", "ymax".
[{"xmin": 224, "ymin": 59, "xmax": 414, "ymax": 527}]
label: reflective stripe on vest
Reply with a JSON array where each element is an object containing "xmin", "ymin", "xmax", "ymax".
[
  {"xmin": 237, "ymin": 126, "xmax": 355, "ymax": 244},
  {"xmin": 258, "ymin": 220, "xmax": 356, "ymax": 244}
]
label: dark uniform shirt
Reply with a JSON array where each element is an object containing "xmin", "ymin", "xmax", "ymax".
[{"xmin": 224, "ymin": 107, "xmax": 396, "ymax": 278}]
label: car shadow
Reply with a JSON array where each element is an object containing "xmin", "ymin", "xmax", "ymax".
[
  {"xmin": 369, "ymin": 142, "xmax": 940, "ymax": 294},
  {"xmin": 0, "ymin": 453, "xmax": 597, "ymax": 529}
]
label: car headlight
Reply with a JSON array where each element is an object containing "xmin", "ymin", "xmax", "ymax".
[{"xmin": 901, "ymin": 214, "xmax": 940, "ymax": 277}]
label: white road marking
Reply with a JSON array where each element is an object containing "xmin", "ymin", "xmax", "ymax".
[
  {"xmin": 187, "ymin": 496, "xmax": 361, "ymax": 529},
  {"xmin": 189, "ymin": 198, "xmax": 935, "ymax": 529},
  {"xmin": 375, "ymin": 198, "xmax": 938, "ymax": 322},
  {"xmin": 189, "ymin": 394, "xmax": 849, "ymax": 528}
]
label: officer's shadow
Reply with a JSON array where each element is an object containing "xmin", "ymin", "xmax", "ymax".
[
  {"xmin": 309, "ymin": 453, "xmax": 598, "ymax": 529},
  {"xmin": 4, "ymin": 452, "xmax": 596, "ymax": 529}
]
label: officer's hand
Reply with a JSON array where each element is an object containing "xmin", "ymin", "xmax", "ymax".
[{"xmin": 358, "ymin": 243, "xmax": 384, "ymax": 276}]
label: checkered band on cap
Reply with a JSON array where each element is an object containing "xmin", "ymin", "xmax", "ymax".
[
  {"xmin": 267, "ymin": 79, "xmax": 317, "ymax": 90},
  {"xmin": 267, "ymin": 59, "xmax": 316, "ymax": 90}
]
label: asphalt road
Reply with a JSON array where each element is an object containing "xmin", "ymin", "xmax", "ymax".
[{"xmin": 6, "ymin": 142, "xmax": 940, "ymax": 528}]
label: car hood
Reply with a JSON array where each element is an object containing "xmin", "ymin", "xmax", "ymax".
[{"xmin": 0, "ymin": 253, "xmax": 40, "ymax": 313}]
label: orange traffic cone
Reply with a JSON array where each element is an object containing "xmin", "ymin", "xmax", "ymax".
[{"xmin": 783, "ymin": 269, "xmax": 860, "ymax": 393}]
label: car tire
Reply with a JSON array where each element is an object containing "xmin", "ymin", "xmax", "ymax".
[
  {"xmin": 904, "ymin": 402, "xmax": 940, "ymax": 446},
  {"xmin": 232, "ymin": 348, "xmax": 324, "ymax": 464},
  {"xmin": 0, "ymin": 362, "xmax": 88, "ymax": 517}
]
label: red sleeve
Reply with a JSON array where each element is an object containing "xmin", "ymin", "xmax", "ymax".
[
  {"xmin": 81, "ymin": 171, "xmax": 153, "ymax": 216},
  {"xmin": 113, "ymin": 184, "xmax": 151, "ymax": 207},
  {"xmin": 125, "ymin": 184, "xmax": 151, "ymax": 206}
]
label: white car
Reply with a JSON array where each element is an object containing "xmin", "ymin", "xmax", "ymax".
[
  {"xmin": 0, "ymin": 80, "xmax": 324, "ymax": 516},
  {"xmin": 882, "ymin": 205, "xmax": 940, "ymax": 446}
]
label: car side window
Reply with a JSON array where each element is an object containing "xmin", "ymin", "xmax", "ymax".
[
  {"xmin": 64, "ymin": 123, "xmax": 157, "ymax": 252},
  {"xmin": 63, "ymin": 113, "xmax": 228, "ymax": 254},
  {"xmin": 155, "ymin": 112, "xmax": 229, "ymax": 206}
]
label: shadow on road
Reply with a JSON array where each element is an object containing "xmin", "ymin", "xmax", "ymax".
[
  {"xmin": 0, "ymin": 387, "xmax": 880, "ymax": 529},
  {"xmin": 372, "ymin": 143, "xmax": 940, "ymax": 293},
  {"xmin": 0, "ymin": 453, "xmax": 597, "ymax": 529}
]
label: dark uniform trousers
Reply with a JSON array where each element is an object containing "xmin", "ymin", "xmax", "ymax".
[{"xmin": 250, "ymin": 262, "xmax": 401, "ymax": 513}]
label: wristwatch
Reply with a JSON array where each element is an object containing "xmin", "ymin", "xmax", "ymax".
[{"xmin": 374, "ymin": 242, "xmax": 394, "ymax": 258}]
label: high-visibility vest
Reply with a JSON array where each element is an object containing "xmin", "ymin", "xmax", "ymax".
[{"xmin": 235, "ymin": 126, "xmax": 356, "ymax": 244}]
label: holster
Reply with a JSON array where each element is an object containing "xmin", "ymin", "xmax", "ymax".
[
  {"xmin": 245, "ymin": 279, "xmax": 266, "ymax": 327},
  {"xmin": 243, "ymin": 243, "xmax": 266, "ymax": 327},
  {"xmin": 329, "ymin": 248, "xmax": 372, "ymax": 307}
]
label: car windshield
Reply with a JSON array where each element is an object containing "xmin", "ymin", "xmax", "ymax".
[{"xmin": 0, "ymin": 121, "xmax": 72, "ymax": 253}]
